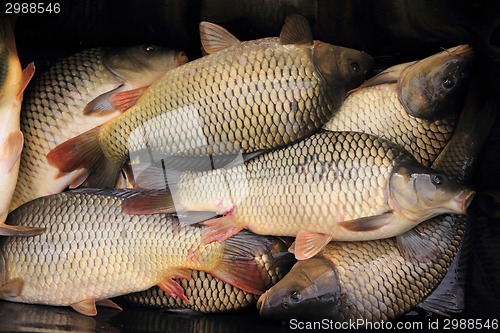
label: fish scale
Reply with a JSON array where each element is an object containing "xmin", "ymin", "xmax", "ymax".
[
  {"xmin": 47, "ymin": 17, "xmax": 373, "ymax": 188},
  {"xmin": 0, "ymin": 190, "xmax": 276, "ymax": 315},
  {"xmin": 101, "ymin": 39, "xmax": 330, "ymax": 162},
  {"xmin": 311, "ymin": 215, "xmax": 464, "ymax": 321},
  {"xmin": 13, "ymin": 49, "xmax": 113, "ymax": 209},
  {"xmin": 117, "ymin": 240, "xmax": 293, "ymax": 313},
  {"xmin": 257, "ymin": 76, "xmax": 493, "ymax": 322},
  {"xmin": 11, "ymin": 46, "xmax": 186, "ymax": 211},
  {"xmin": 177, "ymin": 132, "xmax": 396, "ymax": 237},
  {"xmin": 324, "ymin": 84, "xmax": 455, "ymax": 166}
]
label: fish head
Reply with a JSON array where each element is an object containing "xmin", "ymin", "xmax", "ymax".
[
  {"xmin": 257, "ymin": 258, "xmax": 341, "ymax": 320},
  {"xmin": 313, "ymin": 42, "xmax": 374, "ymax": 93},
  {"xmin": 389, "ymin": 160, "xmax": 476, "ymax": 222},
  {"xmin": 399, "ymin": 44, "xmax": 474, "ymax": 120},
  {"xmin": 102, "ymin": 44, "xmax": 189, "ymax": 86}
]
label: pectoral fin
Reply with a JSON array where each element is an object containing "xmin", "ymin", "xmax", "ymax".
[
  {"xmin": 293, "ymin": 231, "xmax": 332, "ymax": 260},
  {"xmin": 338, "ymin": 212, "xmax": 393, "ymax": 232},
  {"xmin": 82, "ymin": 85, "xmax": 123, "ymax": 116},
  {"xmin": 158, "ymin": 268, "xmax": 192, "ymax": 304},
  {"xmin": 108, "ymin": 86, "xmax": 149, "ymax": 113},
  {"xmin": 0, "ymin": 278, "xmax": 24, "ymax": 298},
  {"xmin": 71, "ymin": 298, "xmax": 97, "ymax": 316},
  {"xmin": 396, "ymin": 229, "xmax": 441, "ymax": 262},
  {"xmin": 0, "ymin": 130, "xmax": 23, "ymax": 172}
]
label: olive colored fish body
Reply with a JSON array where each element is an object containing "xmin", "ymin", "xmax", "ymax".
[
  {"xmin": 118, "ymin": 237, "xmax": 295, "ymax": 313},
  {"xmin": 0, "ymin": 16, "xmax": 37, "ymax": 236},
  {"xmin": 0, "ymin": 189, "xmax": 273, "ymax": 316},
  {"xmin": 323, "ymin": 83, "xmax": 454, "ymax": 166},
  {"xmin": 324, "ymin": 45, "xmax": 474, "ymax": 166},
  {"xmin": 102, "ymin": 38, "xmax": 329, "ymax": 161},
  {"xmin": 47, "ymin": 16, "xmax": 373, "ymax": 188},
  {"xmin": 10, "ymin": 45, "xmax": 187, "ymax": 211},
  {"xmin": 257, "ymin": 79, "xmax": 494, "ymax": 322},
  {"xmin": 258, "ymin": 215, "xmax": 465, "ymax": 321},
  {"xmin": 127, "ymin": 131, "xmax": 472, "ymax": 260}
]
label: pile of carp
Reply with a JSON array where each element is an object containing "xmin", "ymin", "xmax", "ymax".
[{"xmin": 0, "ymin": 13, "xmax": 495, "ymax": 323}]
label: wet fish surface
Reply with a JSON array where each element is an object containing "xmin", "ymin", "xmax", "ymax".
[
  {"xmin": 10, "ymin": 44, "xmax": 188, "ymax": 211},
  {"xmin": 256, "ymin": 79, "xmax": 496, "ymax": 322},
  {"xmin": 323, "ymin": 44, "xmax": 474, "ymax": 166},
  {"xmin": 117, "ymin": 237, "xmax": 295, "ymax": 313},
  {"xmin": 124, "ymin": 131, "xmax": 474, "ymax": 261},
  {"xmin": 0, "ymin": 189, "xmax": 276, "ymax": 316},
  {"xmin": 46, "ymin": 15, "xmax": 373, "ymax": 188},
  {"xmin": 0, "ymin": 15, "xmax": 38, "ymax": 236}
]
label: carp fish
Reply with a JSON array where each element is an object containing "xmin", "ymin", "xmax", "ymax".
[
  {"xmin": 117, "ymin": 237, "xmax": 295, "ymax": 313},
  {"xmin": 0, "ymin": 189, "xmax": 276, "ymax": 316},
  {"xmin": 9, "ymin": 44, "xmax": 188, "ymax": 211},
  {"xmin": 0, "ymin": 15, "xmax": 37, "ymax": 236},
  {"xmin": 323, "ymin": 44, "xmax": 474, "ymax": 166},
  {"xmin": 256, "ymin": 79, "xmax": 496, "ymax": 322},
  {"xmin": 46, "ymin": 15, "xmax": 373, "ymax": 188},
  {"xmin": 123, "ymin": 131, "xmax": 474, "ymax": 261}
]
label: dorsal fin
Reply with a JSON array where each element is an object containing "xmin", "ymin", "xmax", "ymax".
[
  {"xmin": 279, "ymin": 14, "xmax": 313, "ymax": 45},
  {"xmin": 199, "ymin": 21, "xmax": 240, "ymax": 54}
]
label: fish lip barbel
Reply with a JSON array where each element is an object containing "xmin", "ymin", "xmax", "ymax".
[{"xmin": 398, "ymin": 44, "xmax": 474, "ymax": 120}]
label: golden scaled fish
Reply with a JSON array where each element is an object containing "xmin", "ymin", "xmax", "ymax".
[
  {"xmin": 9, "ymin": 44, "xmax": 188, "ymax": 212},
  {"xmin": 0, "ymin": 15, "xmax": 38, "ymax": 236},
  {"xmin": 123, "ymin": 131, "xmax": 474, "ymax": 261},
  {"xmin": 46, "ymin": 15, "xmax": 373, "ymax": 188},
  {"xmin": 256, "ymin": 81, "xmax": 497, "ymax": 322},
  {"xmin": 323, "ymin": 44, "xmax": 474, "ymax": 167},
  {"xmin": 117, "ymin": 237, "xmax": 295, "ymax": 313},
  {"xmin": 0, "ymin": 189, "xmax": 276, "ymax": 316}
]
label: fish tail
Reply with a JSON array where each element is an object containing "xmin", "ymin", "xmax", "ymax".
[
  {"xmin": 121, "ymin": 189, "xmax": 179, "ymax": 215},
  {"xmin": 209, "ymin": 231, "xmax": 275, "ymax": 295},
  {"xmin": 46, "ymin": 126, "xmax": 121, "ymax": 189}
]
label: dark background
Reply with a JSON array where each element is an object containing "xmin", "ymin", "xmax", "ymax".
[{"xmin": 1, "ymin": 0, "xmax": 499, "ymax": 331}]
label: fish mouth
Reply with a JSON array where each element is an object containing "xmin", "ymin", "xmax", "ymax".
[
  {"xmin": 459, "ymin": 190, "xmax": 476, "ymax": 212},
  {"xmin": 447, "ymin": 44, "xmax": 473, "ymax": 57},
  {"xmin": 256, "ymin": 291, "xmax": 268, "ymax": 314}
]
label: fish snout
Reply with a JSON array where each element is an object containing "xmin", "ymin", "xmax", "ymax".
[
  {"xmin": 461, "ymin": 190, "xmax": 476, "ymax": 211},
  {"xmin": 453, "ymin": 189, "xmax": 476, "ymax": 213}
]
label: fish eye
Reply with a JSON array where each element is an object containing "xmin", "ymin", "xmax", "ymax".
[
  {"xmin": 350, "ymin": 61, "xmax": 360, "ymax": 72},
  {"xmin": 442, "ymin": 77, "xmax": 455, "ymax": 89},
  {"xmin": 143, "ymin": 45, "xmax": 155, "ymax": 53},
  {"xmin": 289, "ymin": 291, "xmax": 302, "ymax": 303},
  {"xmin": 431, "ymin": 174, "xmax": 443, "ymax": 185}
]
